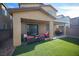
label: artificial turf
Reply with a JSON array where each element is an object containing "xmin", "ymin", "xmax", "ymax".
[{"xmin": 13, "ymin": 38, "xmax": 79, "ymax": 56}]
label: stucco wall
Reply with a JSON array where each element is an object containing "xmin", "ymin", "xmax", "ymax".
[
  {"xmin": 41, "ymin": 6, "xmax": 56, "ymax": 17},
  {"xmin": 39, "ymin": 23, "xmax": 47, "ymax": 34},
  {"xmin": 13, "ymin": 10, "xmax": 54, "ymax": 21},
  {"xmin": 21, "ymin": 23, "xmax": 27, "ymax": 34},
  {"xmin": 13, "ymin": 14, "xmax": 21, "ymax": 47}
]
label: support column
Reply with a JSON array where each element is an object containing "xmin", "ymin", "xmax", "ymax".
[
  {"xmin": 49, "ymin": 21, "xmax": 54, "ymax": 39},
  {"xmin": 13, "ymin": 16, "xmax": 21, "ymax": 47}
]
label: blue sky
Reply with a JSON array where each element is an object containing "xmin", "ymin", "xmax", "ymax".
[
  {"xmin": 4, "ymin": 3, "xmax": 79, "ymax": 18},
  {"xmin": 4, "ymin": 3, "xmax": 19, "ymax": 8}
]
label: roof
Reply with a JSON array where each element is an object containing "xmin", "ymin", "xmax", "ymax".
[
  {"xmin": 7, "ymin": 6, "xmax": 56, "ymax": 19},
  {"xmin": 8, "ymin": 7, "xmax": 40, "ymax": 13},
  {"xmin": 71, "ymin": 17, "xmax": 79, "ymax": 20},
  {"xmin": 53, "ymin": 20, "xmax": 67, "ymax": 24},
  {"xmin": 19, "ymin": 3, "xmax": 44, "ymax": 8},
  {"xmin": 43, "ymin": 5, "xmax": 57, "ymax": 12},
  {"xmin": 0, "ymin": 3, "xmax": 7, "ymax": 9},
  {"xmin": 19, "ymin": 3, "xmax": 57, "ymax": 12}
]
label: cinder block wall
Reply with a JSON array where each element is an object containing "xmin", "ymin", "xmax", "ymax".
[{"xmin": 69, "ymin": 17, "xmax": 79, "ymax": 38}]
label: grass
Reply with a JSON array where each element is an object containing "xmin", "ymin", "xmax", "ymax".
[{"xmin": 13, "ymin": 37, "xmax": 79, "ymax": 56}]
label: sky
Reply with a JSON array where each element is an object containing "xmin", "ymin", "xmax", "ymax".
[
  {"xmin": 51, "ymin": 3, "xmax": 79, "ymax": 18},
  {"xmin": 5, "ymin": 3, "xmax": 79, "ymax": 18}
]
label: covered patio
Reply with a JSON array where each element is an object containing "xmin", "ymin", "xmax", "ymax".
[
  {"xmin": 21, "ymin": 18, "xmax": 49, "ymax": 35},
  {"xmin": 7, "ymin": 3, "xmax": 59, "ymax": 47},
  {"xmin": 21, "ymin": 18, "xmax": 51, "ymax": 43},
  {"xmin": 53, "ymin": 20, "xmax": 67, "ymax": 39},
  {"xmin": 11, "ymin": 9, "xmax": 56, "ymax": 47},
  {"xmin": 13, "ymin": 18, "xmax": 54, "ymax": 47}
]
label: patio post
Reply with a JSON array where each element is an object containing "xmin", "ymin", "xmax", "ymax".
[
  {"xmin": 13, "ymin": 16, "xmax": 21, "ymax": 47},
  {"xmin": 49, "ymin": 21, "xmax": 54, "ymax": 39}
]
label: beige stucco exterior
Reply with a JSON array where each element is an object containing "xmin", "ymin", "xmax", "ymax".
[
  {"xmin": 41, "ymin": 6, "xmax": 56, "ymax": 17},
  {"xmin": 9, "ymin": 3, "xmax": 69, "ymax": 47},
  {"xmin": 13, "ymin": 9, "xmax": 55, "ymax": 47},
  {"xmin": 13, "ymin": 14, "xmax": 21, "ymax": 47},
  {"xmin": 39, "ymin": 22, "xmax": 47, "ymax": 34},
  {"xmin": 10, "ymin": 3, "xmax": 69, "ymax": 47},
  {"xmin": 13, "ymin": 10, "xmax": 54, "ymax": 21}
]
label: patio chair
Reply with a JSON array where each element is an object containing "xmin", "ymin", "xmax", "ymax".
[
  {"xmin": 26, "ymin": 35, "xmax": 35, "ymax": 43},
  {"xmin": 38, "ymin": 34, "xmax": 45, "ymax": 41},
  {"xmin": 44, "ymin": 32, "xmax": 49, "ymax": 38},
  {"xmin": 23, "ymin": 34, "xmax": 34, "ymax": 43},
  {"xmin": 34, "ymin": 35, "xmax": 41, "ymax": 42}
]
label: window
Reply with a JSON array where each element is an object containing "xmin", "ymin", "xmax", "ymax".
[
  {"xmin": 0, "ymin": 23, "xmax": 7, "ymax": 30},
  {"xmin": 1, "ymin": 5, "xmax": 7, "ymax": 16},
  {"xmin": 27, "ymin": 24, "xmax": 38, "ymax": 35},
  {"xmin": 3, "ymin": 23, "xmax": 8, "ymax": 29},
  {"xmin": 4, "ymin": 10, "xmax": 7, "ymax": 16},
  {"xmin": 0, "ymin": 23, "xmax": 4, "ymax": 30}
]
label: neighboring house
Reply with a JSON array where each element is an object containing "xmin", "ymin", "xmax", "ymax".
[
  {"xmin": 0, "ymin": 3, "xmax": 10, "ymax": 30},
  {"xmin": 0, "ymin": 3, "xmax": 12, "ymax": 42},
  {"xmin": 70, "ymin": 17, "xmax": 79, "ymax": 38},
  {"xmin": 8, "ymin": 3, "xmax": 58, "ymax": 47},
  {"xmin": 55, "ymin": 15, "xmax": 70, "ymax": 36},
  {"xmin": 0, "ymin": 3, "xmax": 13, "ymax": 56}
]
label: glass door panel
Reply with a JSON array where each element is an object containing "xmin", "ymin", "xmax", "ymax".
[{"xmin": 27, "ymin": 24, "xmax": 38, "ymax": 36}]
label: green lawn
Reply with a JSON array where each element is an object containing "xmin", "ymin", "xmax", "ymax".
[{"xmin": 13, "ymin": 37, "xmax": 79, "ymax": 56}]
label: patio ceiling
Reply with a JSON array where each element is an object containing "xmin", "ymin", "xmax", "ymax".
[
  {"xmin": 21, "ymin": 18, "xmax": 49, "ymax": 24},
  {"xmin": 54, "ymin": 21, "xmax": 66, "ymax": 26}
]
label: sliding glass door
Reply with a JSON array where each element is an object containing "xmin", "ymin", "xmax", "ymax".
[{"xmin": 27, "ymin": 24, "xmax": 38, "ymax": 36}]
